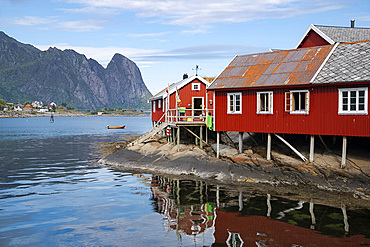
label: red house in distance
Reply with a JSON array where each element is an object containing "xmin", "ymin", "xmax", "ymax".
[
  {"xmin": 208, "ymin": 23, "xmax": 370, "ymax": 167},
  {"xmin": 149, "ymin": 74, "xmax": 213, "ymax": 125}
]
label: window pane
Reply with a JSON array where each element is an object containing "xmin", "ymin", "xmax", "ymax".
[
  {"xmin": 300, "ymin": 92, "xmax": 306, "ymax": 111},
  {"xmin": 359, "ymin": 91, "xmax": 365, "ymax": 97},
  {"xmin": 359, "ymin": 104, "xmax": 365, "ymax": 111},
  {"xmin": 260, "ymin": 93, "xmax": 267, "ymax": 111},
  {"xmin": 229, "ymin": 95, "xmax": 234, "ymax": 112},
  {"xmin": 342, "ymin": 91, "xmax": 348, "ymax": 97},
  {"xmin": 236, "ymin": 105, "xmax": 240, "ymax": 112},
  {"xmin": 293, "ymin": 92, "xmax": 299, "ymax": 111}
]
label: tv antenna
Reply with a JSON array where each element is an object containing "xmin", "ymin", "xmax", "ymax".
[{"xmin": 193, "ymin": 65, "xmax": 201, "ymax": 76}]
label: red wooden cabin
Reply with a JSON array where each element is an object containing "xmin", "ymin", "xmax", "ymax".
[
  {"xmin": 296, "ymin": 21, "xmax": 370, "ymax": 49},
  {"xmin": 208, "ymin": 38, "xmax": 370, "ymax": 165},
  {"xmin": 149, "ymin": 74, "xmax": 213, "ymax": 124}
]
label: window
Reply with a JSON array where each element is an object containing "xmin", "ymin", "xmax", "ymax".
[
  {"xmin": 192, "ymin": 83, "xmax": 200, "ymax": 91},
  {"xmin": 257, "ymin": 91, "xmax": 273, "ymax": 114},
  {"xmin": 285, "ymin": 90, "xmax": 310, "ymax": 114},
  {"xmin": 158, "ymin": 99, "xmax": 162, "ymax": 109},
  {"xmin": 339, "ymin": 87, "xmax": 368, "ymax": 114},
  {"xmin": 153, "ymin": 101, "xmax": 156, "ymax": 113},
  {"xmin": 227, "ymin": 92, "xmax": 242, "ymax": 114}
]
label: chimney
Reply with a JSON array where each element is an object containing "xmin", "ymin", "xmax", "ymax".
[
  {"xmin": 183, "ymin": 73, "xmax": 188, "ymax": 80},
  {"xmin": 351, "ymin": 19, "xmax": 355, "ymax": 28}
]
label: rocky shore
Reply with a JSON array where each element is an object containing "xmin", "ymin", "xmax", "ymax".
[{"xmin": 99, "ymin": 134, "xmax": 370, "ymax": 209}]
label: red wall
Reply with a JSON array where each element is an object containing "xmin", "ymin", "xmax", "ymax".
[
  {"xmin": 299, "ymin": 30, "xmax": 331, "ymax": 48},
  {"xmin": 151, "ymin": 98, "xmax": 166, "ymax": 122},
  {"xmin": 213, "ymin": 83, "xmax": 370, "ymax": 137},
  {"xmin": 214, "ymin": 210, "xmax": 369, "ymax": 247},
  {"xmin": 151, "ymin": 78, "xmax": 213, "ymax": 122}
]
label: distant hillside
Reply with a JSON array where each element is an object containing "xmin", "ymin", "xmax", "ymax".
[{"xmin": 0, "ymin": 31, "xmax": 152, "ymax": 110}]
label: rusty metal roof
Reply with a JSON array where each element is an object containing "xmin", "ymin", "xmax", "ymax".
[{"xmin": 208, "ymin": 45, "xmax": 334, "ymax": 90}]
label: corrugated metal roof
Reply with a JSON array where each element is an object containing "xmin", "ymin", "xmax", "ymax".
[
  {"xmin": 312, "ymin": 40, "xmax": 370, "ymax": 84},
  {"xmin": 208, "ymin": 45, "xmax": 334, "ymax": 90}
]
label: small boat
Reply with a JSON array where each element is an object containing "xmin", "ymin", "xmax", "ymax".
[{"xmin": 107, "ymin": 125, "xmax": 126, "ymax": 129}]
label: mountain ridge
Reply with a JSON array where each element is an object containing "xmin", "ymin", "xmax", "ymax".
[{"xmin": 0, "ymin": 31, "xmax": 152, "ymax": 110}]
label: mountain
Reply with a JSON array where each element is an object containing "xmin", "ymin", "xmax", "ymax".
[{"xmin": 0, "ymin": 31, "xmax": 152, "ymax": 110}]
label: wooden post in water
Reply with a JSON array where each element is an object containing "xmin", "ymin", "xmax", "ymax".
[
  {"xmin": 239, "ymin": 191, "xmax": 243, "ymax": 212},
  {"xmin": 341, "ymin": 136, "xmax": 347, "ymax": 168},
  {"xmin": 309, "ymin": 200, "xmax": 316, "ymax": 229},
  {"xmin": 216, "ymin": 131, "xmax": 220, "ymax": 159},
  {"xmin": 267, "ymin": 133, "xmax": 271, "ymax": 161},
  {"xmin": 341, "ymin": 203, "xmax": 349, "ymax": 234},
  {"xmin": 177, "ymin": 126, "xmax": 180, "ymax": 152},
  {"xmin": 267, "ymin": 194, "xmax": 271, "ymax": 217},
  {"xmin": 200, "ymin": 126, "xmax": 203, "ymax": 149},
  {"xmin": 239, "ymin": 132, "xmax": 243, "ymax": 154},
  {"xmin": 309, "ymin": 135, "xmax": 315, "ymax": 162}
]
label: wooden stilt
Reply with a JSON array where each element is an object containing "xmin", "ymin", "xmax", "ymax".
[
  {"xmin": 239, "ymin": 132, "xmax": 243, "ymax": 154},
  {"xmin": 239, "ymin": 191, "xmax": 243, "ymax": 212},
  {"xmin": 274, "ymin": 134, "xmax": 308, "ymax": 162},
  {"xmin": 217, "ymin": 131, "xmax": 220, "ymax": 159},
  {"xmin": 205, "ymin": 126, "xmax": 208, "ymax": 144},
  {"xmin": 341, "ymin": 136, "xmax": 347, "ymax": 168},
  {"xmin": 309, "ymin": 135, "xmax": 315, "ymax": 162},
  {"xmin": 200, "ymin": 126, "xmax": 203, "ymax": 149},
  {"xmin": 341, "ymin": 203, "xmax": 349, "ymax": 234},
  {"xmin": 267, "ymin": 194, "xmax": 271, "ymax": 217},
  {"xmin": 309, "ymin": 200, "xmax": 316, "ymax": 230},
  {"xmin": 267, "ymin": 133, "xmax": 271, "ymax": 161},
  {"xmin": 177, "ymin": 126, "xmax": 180, "ymax": 152}
]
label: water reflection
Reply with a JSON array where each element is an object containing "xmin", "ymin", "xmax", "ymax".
[{"xmin": 148, "ymin": 175, "xmax": 370, "ymax": 246}]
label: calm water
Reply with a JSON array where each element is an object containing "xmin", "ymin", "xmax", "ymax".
[{"xmin": 0, "ymin": 116, "xmax": 369, "ymax": 246}]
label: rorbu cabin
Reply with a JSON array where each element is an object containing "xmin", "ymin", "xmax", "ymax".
[
  {"xmin": 208, "ymin": 36, "xmax": 370, "ymax": 166},
  {"xmin": 140, "ymin": 74, "xmax": 214, "ymax": 151},
  {"xmin": 296, "ymin": 20, "xmax": 370, "ymax": 48},
  {"xmin": 149, "ymin": 74, "xmax": 213, "ymax": 125}
]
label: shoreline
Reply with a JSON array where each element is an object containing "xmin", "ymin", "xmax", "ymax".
[
  {"xmin": 0, "ymin": 111, "xmax": 148, "ymax": 118},
  {"xmin": 99, "ymin": 135, "xmax": 370, "ymax": 209}
]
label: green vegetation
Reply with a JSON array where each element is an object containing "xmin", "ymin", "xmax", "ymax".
[{"xmin": 89, "ymin": 108, "xmax": 145, "ymax": 116}]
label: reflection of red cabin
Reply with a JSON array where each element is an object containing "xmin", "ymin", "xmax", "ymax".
[
  {"xmin": 214, "ymin": 209, "xmax": 370, "ymax": 246},
  {"xmin": 150, "ymin": 177, "xmax": 215, "ymax": 236},
  {"xmin": 148, "ymin": 74, "xmax": 213, "ymax": 124}
]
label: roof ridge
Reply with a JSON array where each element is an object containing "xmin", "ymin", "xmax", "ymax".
[{"xmin": 314, "ymin": 24, "xmax": 370, "ymax": 30}]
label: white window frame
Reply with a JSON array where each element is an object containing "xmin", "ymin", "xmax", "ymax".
[
  {"xmin": 227, "ymin": 92, "xmax": 242, "ymax": 114},
  {"xmin": 257, "ymin": 91, "xmax": 273, "ymax": 114},
  {"xmin": 192, "ymin": 83, "xmax": 200, "ymax": 91},
  {"xmin": 158, "ymin": 99, "xmax": 162, "ymax": 109},
  {"xmin": 338, "ymin": 87, "xmax": 368, "ymax": 115},
  {"xmin": 153, "ymin": 101, "xmax": 156, "ymax": 113},
  {"xmin": 285, "ymin": 90, "xmax": 310, "ymax": 114}
]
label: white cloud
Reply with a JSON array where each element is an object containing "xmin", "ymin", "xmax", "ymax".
[
  {"xmin": 57, "ymin": 19, "xmax": 107, "ymax": 32},
  {"xmin": 66, "ymin": 0, "xmax": 343, "ymax": 26},
  {"xmin": 126, "ymin": 31, "xmax": 170, "ymax": 38},
  {"xmin": 14, "ymin": 16, "xmax": 57, "ymax": 26},
  {"xmin": 13, "ymin": 16, "xmax": 107, "ymax": 32}
]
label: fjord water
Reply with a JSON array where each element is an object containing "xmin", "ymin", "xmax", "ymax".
[{"xmin": 0, "ymin": 116, "xmax": 369, "ymax": 246}]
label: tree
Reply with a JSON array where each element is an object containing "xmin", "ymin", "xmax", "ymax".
[
  {"xmin": 0, "ymin": 99, "xmax": 6, "ymax": 107},
  {"xmin": 61, "ymin": 102, "xmax": 67, "ymax": 107},
  {"xmin": 52, "ymin": 104, "xmax": 56, "ymax": 112}
]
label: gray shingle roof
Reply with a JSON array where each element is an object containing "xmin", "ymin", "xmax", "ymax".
[
  {"xmin": 315, "ymin": 25, "xmax": 370, "ymax": 43},
  {"xmin": 312, "ymin": 40, "xmax": 370, "ymax": 84}
]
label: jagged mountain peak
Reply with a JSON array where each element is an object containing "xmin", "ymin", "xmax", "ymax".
[{"xmin": 0, "ymin": 31, "xmax": 152, "ymax": 110}]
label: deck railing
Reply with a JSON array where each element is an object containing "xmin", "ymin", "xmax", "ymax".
[{"xmin": 166, "ymin": 108, "xmax": 213, "ymax": 124}]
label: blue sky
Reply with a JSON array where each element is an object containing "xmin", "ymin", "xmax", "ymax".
[{"xmin": 1, "ymin": 0, "xmax": 369, "ymax": 94}]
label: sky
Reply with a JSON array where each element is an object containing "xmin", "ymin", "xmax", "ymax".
[{"xmin": 1, "ymin": 0, "xmax": 369, "ymax": 95}]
